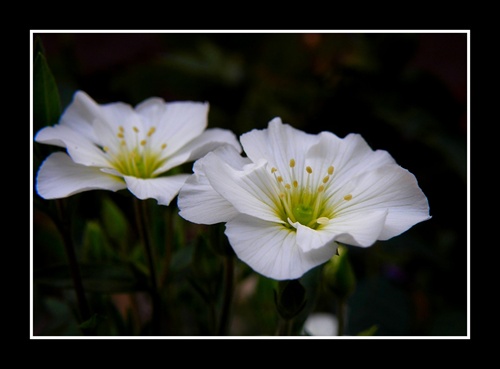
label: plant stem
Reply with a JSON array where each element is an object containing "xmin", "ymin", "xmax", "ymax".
[
  {"xmin": 133, "ymin": 198, "xmax": 161, "ymax": 335},
  {"xmin": 56, "ymin": 200, "xmax": 92, "ymax": 334},
  {"xmin": 217, "ymin": 254, "xmax": 234, "ymax": 335},
  {"xmin": 276, "ymin": 318, "xmax": 293, "ymax": 336}
]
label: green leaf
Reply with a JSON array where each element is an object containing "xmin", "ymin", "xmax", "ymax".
[
  {"xmin": 357, "ymin": 324, "xmax": 379, "ymax": 336},
  {"xmin": 33, "ymin": 52, "xmax": 61, "ymax": 131},
  {"xmin": 100, "ymin": 197, "xmax": 130, "ymax": 254},
  {"xmin": 82, "ymin": 220, "xmax": 116, "ymax": 261},
  {"xmin": 34, "ymin": 262, "xmax": 149, "ymax": 293},
  {"xmin": 323, "ymin": 245, "xmax": 356, "ymax": 299},
  {"xmin": 33, "ymin": 36, "xmax": 46, "ymax": 60},
  {"xmin": 79, "ymin": 313, "xmax": 99, "ymax": 330}
]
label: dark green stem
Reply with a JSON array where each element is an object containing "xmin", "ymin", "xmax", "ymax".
[
  {"xmin": 56, "ymin": 200, "xmax": 92, "ymax": 334},
  {"xmin": 216, "ymin": 254, "xmax": 234, "ymax": 335},
  {"xmin": 276, "ymin": 318, "xmax": 293, "ymax": 336},
  {"xmin": 133, "ymin": 198, "xmax": 161, "ymax": 335}
]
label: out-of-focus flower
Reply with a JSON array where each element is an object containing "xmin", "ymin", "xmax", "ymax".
[
  {"xmin": 178, "ymin": 118, "xmax": 430, "ymax": 280},
  {"xmin": 303, "ymin": 312, "xmax": 338, "ymax": 336},
  {"xmin": 35, "ymin": 91, "xmax": 241, "ymax": 205}
]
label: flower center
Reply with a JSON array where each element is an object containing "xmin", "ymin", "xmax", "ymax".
[
  {"xmin": 271, "ymin": 159, "xmax": 352, "ymax": 230},
  {"xmin": 102, "ymin": 125, "xmax": 167, "ymax": 178}
]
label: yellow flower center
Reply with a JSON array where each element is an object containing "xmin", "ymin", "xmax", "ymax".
[
  {"xmin": 102, "ymin": 125, "xmax": 167, "ymax": 178},
  {"xmin": 271, "ymin": 159, "xmax": 352, "ymax": 230}
]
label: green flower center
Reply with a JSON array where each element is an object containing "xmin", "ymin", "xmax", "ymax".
[
  {"xmin": 102, "ymin": 125, "xmax": 167, "ymax": 178},
  {"xmin": 271, "ymin": 159, "xmax": 352, "ymax": 230}
]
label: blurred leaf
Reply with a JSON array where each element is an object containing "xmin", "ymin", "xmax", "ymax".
[
  {"xmin": 100, "ymin": 197, "xmax": 130, "ymax": 254},
  {"xmin": 33, "ymin": 52, "xmax": 61, "ymax": 131},
  {"xmin": 79, "ymin": 313, "xmax": 98, "ymax": 330},
  {"xmin": 33, "ymin": 36, "xmax": 46, "ymax": 61},
  {"xmin": 34, "ymin": 262, "xmax": 148, "ymax": 293},
  {"xmin": 170, "ymin": 241, "xmax": 195, "ymax": 273},
  {"xmin": 82, "ymin": 220, "xmax": 117, "ymax": 261},
  {"xmin": 357, "ymin": 324, "xmax": 379, "ymax": 336},
  {"xmin": 36, "ymin": 297, "xmax": 81, "ymax": 336},
  {"xmin": 323, "ymin": 245, "xmax": 356, "ymax": 299},
  {"xmin": 162, "ymin": 41, "xmax": 244, "ymax": 85}
]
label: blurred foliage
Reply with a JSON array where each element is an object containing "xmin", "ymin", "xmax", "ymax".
[{"xmin": 32, "ymin": 32, "xmax": 468, "ymax": 336}]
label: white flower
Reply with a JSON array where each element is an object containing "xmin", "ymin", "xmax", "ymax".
[
  {"xmin": 178, "ymin": 118, "xmax": 431, "ymax": 280},
  {"xmin": 35, "ymin": 90, "xmax": 241, "ymax": 205}
]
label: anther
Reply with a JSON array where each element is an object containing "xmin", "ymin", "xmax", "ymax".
[
  {"xmin": 344, "ymin": 194, "xmax": 353, "ymax": 201},
  {"xmin": 285, "ymin": 184, "xmax": 291, "ymax": 189},
  {"xmin": 271, "ymin": 167, "xmax": 278, "ymax": 173},
  {"xmin": 103, "ymin": 146, "xmax": 109, "ymax": 152},
  {"xmin": 140, "ymin": 139, "xmax": 147, "ymax": 146},
  {"xmin": 277, "ymin": 176, "xmax": 284, "ymax": 183},
  {"xmin": 293, "ymin": 180, "xmax": 298, "ymax": 188},
  {"xmin": 118, "ymin": 126, "xmax": 124, "ymax": 132},
  {"xmin": 322, "ymin": 175, "xmax": 330, "ymax": 183},
  {"xmin": 316, "ymin": 217, "xmax": 330, "ymax": 225},
  {"xmin": 289, "ymin": 159, "xmax": 296, "ymax": 168},
  {"xmin": 161, "ymin": 143, "xmax": 167, "ymax": 150},
  {"xmin": 328, "ymin": 166, "xmax": 334, "ymax": 175},
  {"xmin": 147, "ymin": 127, "xmax": 156, "ymax": 137},
  {"xmin": 306, "ymin": 166, "xmax": 313, "ymax": 174},
  {"xmin": 117, "ymin": 132, "xmax": 124, "ymax": 138},
  {"xmin": 318, "ymin": 185, "xmax": 325, "ymax": 192},
  {"xmin": 133, "ymin": 126, "xmax": 139, "ymax": 133}
]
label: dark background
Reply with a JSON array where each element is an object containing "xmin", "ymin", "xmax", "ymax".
[{"xmin": 32, "ymin": 32, "xmax": 468, "ymax": 336}]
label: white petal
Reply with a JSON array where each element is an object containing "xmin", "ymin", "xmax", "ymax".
[
  {"xmin": 144, "ymin": 101, "xmax": 209, "ymax": 156},
  {"xmin": 306, "ymin": 132, "xmax": 396, "ymax": 190},
  {"xmin": 36, "ymin": 152, "xmax": 126, "ymax": 199},
  {"xmin": 203, "ymin": 154, "xmax": 283, "ymax": 223},
  {"xmin": 293, "ymin": 222, "xmax": 340, "ymax": 252},
  {"xmin": 177, "ymin": 145, "xmax": 248, "ymax": 224},
  {"xmin": 225, "ymin": 214, "xmax": 337, "ymax": 280},
  {"xmin": 322, "ymin": 209, "xmax": 389, "ymax": 247},
  {"xmin": 178, "ymin": 171, "xmax": 238, "ymax": 224},
  {"xmin": 153, "ymin": 128, "xmax": 241, "ymax": 175},
  {"xmin": 333, "ymin": 164, "xmax": 430, "ymax": 241},
  {"xmin": 35, "ymin": 125, "xmax": 110, "ymax": 168},
  {"xmin": 58, "ymin": 90, "xmax": 104, "ymax": 141},
  {"xmin": 240, "ymin": 117, "xmax": 319, "ymax": 184},
  {"xmin": 124, "ymin": 174, "xmax": 190, "ymax": 206}
]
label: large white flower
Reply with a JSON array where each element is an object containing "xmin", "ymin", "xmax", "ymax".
[
  {"xmin": 35, "ymin": 90, "xmax": 241, "ymax": 205},
  {"xmin": 178, "ymin": 118, "xmax": 431, "ymax": 280}
]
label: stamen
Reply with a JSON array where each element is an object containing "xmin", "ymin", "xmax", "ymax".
[
  {"xmin": 328, "ymin": 166, "xmax": 334, "ymax": 175},
  {"xmin": 147, "ymin": 127, "xmax": 156, "ymax": 137},
  {"xmin": 322, "ymin": 175, "xmax": 330, "ymax": 183},
  {"xmin": 277, "ymin": 176, "xmax": 284, "ymax": 183},
  {"xmin": 289, "ymin": 159, "xmax": 296, "ymax": 168},
  {"xmin": 271, "ymin": 167, "xmax": 278, "ymax": 173},
  {"xmin": 318, "ymin": 185, "xmax": 324, "ymax": 192},
  {"xmin": 344, "ymin": 194, "xmax": 353, "ymax": 201},
  {"xmin": 316, "ymin": 217, "xmax": 330, "ymax": 225},
  {"xmin": 293, "ymin": 180, "xmax": 298, "ymax": 188},
  {"xmin": 306, "ymin": 166, "xmax": 313, "ymax": 174}
]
